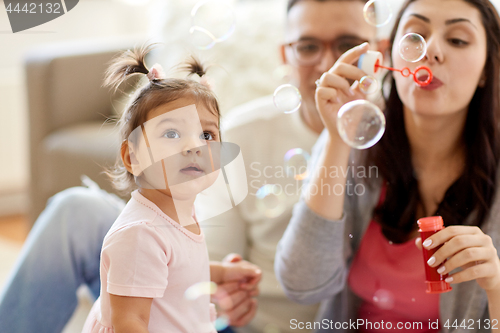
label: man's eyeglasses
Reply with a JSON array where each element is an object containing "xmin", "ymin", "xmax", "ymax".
[{"xmin": 285, "ymin": 36, "xmax": 369, "ymax": 66}]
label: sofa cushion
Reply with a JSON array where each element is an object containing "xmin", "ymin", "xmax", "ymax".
[{"xmin": 44, "ymin": 122, "xmax": 120, "ymax": 160}]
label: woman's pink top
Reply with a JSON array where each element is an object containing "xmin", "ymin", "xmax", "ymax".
[
  {"xmin": 348, "ymin": 186, "xmax": 440, "ymax": 333},
  {"xmin": 82, "ymin": 190, "xmax": 216, "ymax": 333}
]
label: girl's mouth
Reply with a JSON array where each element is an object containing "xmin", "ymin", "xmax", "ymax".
[{"xmin": 180, "ymin": 163, "xmax": 204, "ymax": 176}]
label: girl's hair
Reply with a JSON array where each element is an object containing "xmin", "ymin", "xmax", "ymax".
[
  {"xmin": 365, "ymin": 0, "xmax": 500, "ymax": 243},
  {"xmin": 104, "ymin": 44, "xmax": 221, "ymax": 193}
]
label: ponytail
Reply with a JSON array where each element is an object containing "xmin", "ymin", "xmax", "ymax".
[{"xmin": 103, "ymin": 43, "xmax": 156, "ymax": 91}]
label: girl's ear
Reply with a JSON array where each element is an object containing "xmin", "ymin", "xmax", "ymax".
[{"xmin": 121, "ymin": 140, "xmax": 141, "ymax": 176}]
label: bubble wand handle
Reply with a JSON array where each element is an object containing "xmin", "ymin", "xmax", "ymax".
[{"xmin": 375, "ymin": 63, "xmax": 433, "ymax": 87}]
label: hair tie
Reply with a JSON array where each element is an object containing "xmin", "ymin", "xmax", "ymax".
[
  {"xmin": 147, "ymin": 63, "xmax": 166, "ymax": 81},
  {"xmin": 199, "ymin": 75, "xmax": 214, "ymax": 90}
]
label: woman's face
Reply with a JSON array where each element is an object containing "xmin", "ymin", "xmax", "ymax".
[{"xmin": 392, "ymin": 0, "xmax": 487, "ymax": 117}]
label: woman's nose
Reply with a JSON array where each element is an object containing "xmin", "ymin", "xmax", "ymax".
[{"xmin": 423, "ymin": 36, "xmax": 444, "ymax": 64}]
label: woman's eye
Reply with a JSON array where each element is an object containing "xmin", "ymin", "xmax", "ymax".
[
  {"xmin": 163, "ymin": 130, "xmax": 180, "ymax": 139},
  {"xmin": 449, "ymin": 38, "xmax": 468, "ymax": 46},
  {"xmin": 200, "ymin": 132, "xmax": 214, "ymax": 141}
]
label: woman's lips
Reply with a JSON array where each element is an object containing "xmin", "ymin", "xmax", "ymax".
[
  {"xmin": 180, "ymin": 163, "xmax": 205, "ymax": 176},
  {"xmin": 418, "ymin": 75, "xmax": 443, "ymax": 91}
]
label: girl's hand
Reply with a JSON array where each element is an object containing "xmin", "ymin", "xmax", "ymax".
[
  {"xmin": 211, "ymin": 254, "xmax": 261, "ymax": 327},
  {"xmin": 315, "ymin": 42, "xmax": 369, "ymax": 138},
  {"xmin": 220, "ymin": 254, "xmax": 262, "ymax": 287},
  {"xmin": 421, "ymin": 226, "xmax": 500, "ymax": 292}
]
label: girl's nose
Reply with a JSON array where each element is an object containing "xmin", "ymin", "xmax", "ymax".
[{"xmin": 182, "ymin": 138, "xmax": 203, "ymax": 156}]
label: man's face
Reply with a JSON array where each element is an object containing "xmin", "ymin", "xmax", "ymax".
[{"xmin": 282, "ymin": 1, "xmax": 377, "ymax": 116}]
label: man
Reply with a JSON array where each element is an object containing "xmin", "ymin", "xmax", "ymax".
[
  {"xmin": 0, "ymin": 0, "xmax": 378, "ymax": 332},
  {"xmin": 203, "ymin": 2, "xmax": 377, "ymax": 331}
]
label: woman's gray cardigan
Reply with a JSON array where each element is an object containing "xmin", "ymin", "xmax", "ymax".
[{"xmin": 275, "ymin": 130, "xmax": 500, "ymax": 332}]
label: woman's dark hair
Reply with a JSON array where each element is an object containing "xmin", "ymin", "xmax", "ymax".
[
  {"xmin": 104, "ymin": 44, "xmax": 221, "ymax": 193},
  {"xmin": 365, "ymin": 0, "xmax": 500, "ymax": 243}
]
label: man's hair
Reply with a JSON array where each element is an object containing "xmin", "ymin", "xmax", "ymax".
[{"xmin": 287, "ymin": 0, "xmax": 368, "ymax": 13}]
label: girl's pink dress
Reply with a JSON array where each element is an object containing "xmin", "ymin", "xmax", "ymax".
[{"xmin": 82, "ymin": 190, "xmax": 216, "ymax": 333}]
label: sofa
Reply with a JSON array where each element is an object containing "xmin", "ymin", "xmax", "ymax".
[{"xmin": 24, "ymin": 38, "xmax": 143, "ymax": 224}]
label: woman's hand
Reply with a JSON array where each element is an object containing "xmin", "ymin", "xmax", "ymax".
[
  {"xmin": 419, "ymin": 226, "xmax": 500, "ymax": 292},
  {"xmin": 315, "ymin": 42, "xmax": 370, "ymax": 138}
]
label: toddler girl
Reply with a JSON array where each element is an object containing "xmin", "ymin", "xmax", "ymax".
[{"xmin": 82, "ymin": 44, "xmax": 260, "ymax": 333}]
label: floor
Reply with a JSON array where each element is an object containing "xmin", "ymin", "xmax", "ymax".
[{"xmin": 0, "ymin": 214, "xmax": 92, "ymax": 333}]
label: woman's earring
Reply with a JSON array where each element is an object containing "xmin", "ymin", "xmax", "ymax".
[{"xmin": 479, "ymin": 74, "xmax": 487, "ymax": 88}]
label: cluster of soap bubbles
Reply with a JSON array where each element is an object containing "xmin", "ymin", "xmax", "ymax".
[
  {"xmin": 334, "ymin": 0, "xmax": 429, "ymax": 150},
  {"xmin": 190, "ymin": 0, "xmax": 236, "ymax": 50},
  {"xmin": 189, "ymin": 0, "xmax": 428, "ymax": 150}
]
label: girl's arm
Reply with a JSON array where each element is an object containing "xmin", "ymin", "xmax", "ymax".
[{"xmin": 110, "ymin": 294, "xmax": 153, "ymax": 333}]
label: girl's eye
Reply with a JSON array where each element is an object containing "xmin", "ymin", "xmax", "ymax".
[
  {"xmin": 163, "ymin": 130, "xmax": 180, "ymax": 139},
  {"xmin": 200, "ymin": 132, "xmax": 214, "ymax": 141}
]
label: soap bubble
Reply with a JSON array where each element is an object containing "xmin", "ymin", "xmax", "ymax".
[
  {"xmin": 256, "ymin": 184, "xmax": 286, "ymax": 218},
  {"xmin": 273, "ymin": 84, "xmax": 302, "ymax": 114},
  {"xmin": 363, "ymin": 0, "xmax": 393, "ymax": 27},
  {"xmin": 399, "ymin": 33, "xmax": 427, "ymax": 62},
  {"xmin": 373, "ymin": 289, "xmax": 395, "ymax": 310},
  {"xmin": 337, "ymin": 100, "xmax": 385, "ymax": 149},
  {"xmin": 190, "ymin": 0, "xmax": 236, "ymax": 50},
  {"xmin": 359, "ymin": 76, "xmax": 379, "ymax": 94},
  {"xmin": 284, "ymin": 148, "xmax": 310, "ymax": 181},
  {"xmin": 214, "ymin": 315, "xmax": 230, "ymax": 331},
  {"xmin": 184, "ymin": 281, "xmax": 217, "ymax": 300}
]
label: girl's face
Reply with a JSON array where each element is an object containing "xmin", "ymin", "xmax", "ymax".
[
  {"xmin": 129, "ymin": 96, "xmax": 220, "ymax": 199},
  {"xmin": 392, "ymin": 0, "xmax": 487, "ymax": 117}
]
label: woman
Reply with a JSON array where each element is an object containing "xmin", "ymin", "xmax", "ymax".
[{"xmin": 276, "ymin": 0, "xmax": 500, "ymax": 331}]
